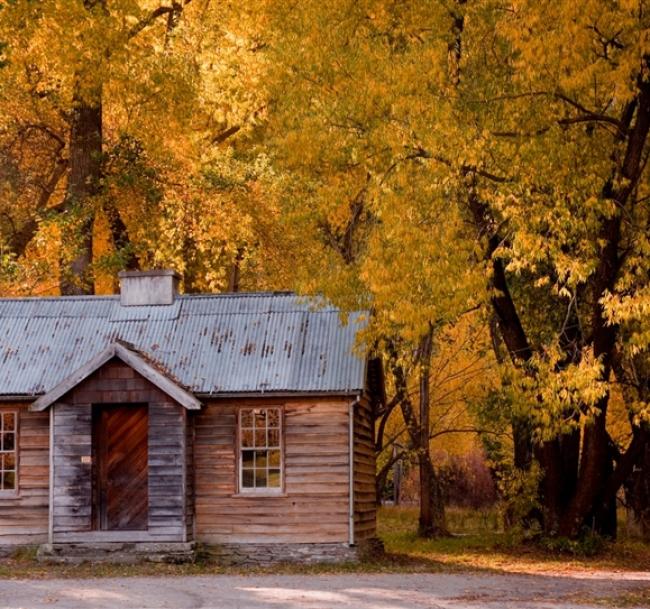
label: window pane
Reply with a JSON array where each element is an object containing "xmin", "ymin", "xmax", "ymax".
[
  {"xmin": 268, "ymin": 409, "xmax": 280, "ymax": 428},
  {"xmin": 254, "ymin": 430, "xmax": 266, "ymax": 447},
  {"xmin": 241, "ymin": 450, "xmax": 254, "ymax": 469},
  {"xmin": 254, "ymin": 410, "xmax": 266, "ymax": 429},
  {"xmin": 2, "ymin": 471, "xmax": 15, "ymax": 490},
  {"xmin": 255, "ymin": 468, "xmax": 267, "ymax": 487},
  {"xmin": 241, "ymin": 429, "xmax": 254, "ymax": 448},
  {"xmin": 268, "ymin": 450, "xmax": 281, "ymax": 467},
  {"xmin": 240, "ymin": 410, "xmax": 253, "ymax": 428},
  {"xmin": 2, "ymin": 432, "xmax": 14, "ymax": 453},
  {"xmin": 255, "ymin": 450, "xmax": 267, "ymax": 468},
  {"xmin": 3, "ymin": 453, "xmax": 15, "ymax": 470},
  {"xmin": 3, "ymin": 413, "xmax": 15, "ymax": 432},
  {"xmin": 242, "ymin": 469, "xmax": 254, "ymax": 488},
  {"xmin": 267, "ymin": 429, "xmax": 279, "ymax": 447},
  {"xmin": 268, "ymin": 469, "xmax": 281, "ymax": 488}
]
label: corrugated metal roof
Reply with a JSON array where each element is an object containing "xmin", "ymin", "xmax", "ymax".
[{"xmin": 0, "ymin": 293, "xmax": 368, "ymax": 397}]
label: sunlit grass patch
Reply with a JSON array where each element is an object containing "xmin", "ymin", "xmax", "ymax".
[{"xmin": 378, "ymin": 505, "xmax": 650, "ymax": 575}]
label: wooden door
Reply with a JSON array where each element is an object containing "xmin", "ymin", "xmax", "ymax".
[{"xmin": 94, "ymin": 404, "xmax": 149, "ymax": 531}]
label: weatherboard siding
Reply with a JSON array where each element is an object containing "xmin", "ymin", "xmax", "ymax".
[
  {"xmin": 0, "ymin": 404, "xmax": 49, "ymax": 546},
  {"xmin": 1, "ymin": 375, "xmax": 378, "ymax": 551},
  {"xmin": 354, "ymin": 395, "xmax": 376, "ymax": 541},
  {"xmin": 194, "ymin": 397, "xmax": 352, "ymax": 544}
]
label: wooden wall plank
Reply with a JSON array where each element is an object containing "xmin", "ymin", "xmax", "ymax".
[
  {"xmin": 194, "ymin": 398, "xmax": 352, "ymax": 545},
  {"xmin": 0, "ymin": 404, "xmax": 49, "ymax": 546},
  {"xmin": 354, "ymin": 395, "xmax": 377, "ymax": 541}
]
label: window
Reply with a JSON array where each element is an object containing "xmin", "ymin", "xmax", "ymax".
[
  {"xmin": 239, "ymin": 407, "xmax": 282, "ymax": 491},
  {"xmin": 0, "ymin": 412, "xmax": 17, "ymax": 492}
]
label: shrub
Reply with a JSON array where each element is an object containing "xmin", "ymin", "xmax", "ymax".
[
  {"xmin": 539, "ymin": 529, "xmax": 606, "ymax": 557},
  {"xmin": 436, "ymin": 449, "xmax": 498, "ymax": 510}
]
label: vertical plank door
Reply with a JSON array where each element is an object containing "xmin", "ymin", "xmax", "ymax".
[{"xmin": 95, "ymin": 404, "xmax": 148, "ymax": 531}]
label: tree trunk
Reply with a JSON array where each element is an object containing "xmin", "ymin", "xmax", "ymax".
[
  {"xmin": 467, "ymin": 190, "xmax": 535, "ymax": 470},
  {"xmin": 227, "ymin": 247, "xmax": 244, "ymax": 292},
  {"xmin": 626, "ymin": 435, "xmax": 650, "ymax": 541},
  {"xmin": 393, "ymin": 445, "xmax": 402, "ymax": 506},
  {"xmin": 417, "ymin": 326, "xmax": 448, "ymax": 537},
  {"xmin": 8, "ymin": 156, "xmax": 67, "ymax": 258},
  {"xmin": 59, "ymin": 86, "xmax": 102, "ymax": 295},
  {"xmin": 418, "ymin": 452, "xmax": 447, "ymax": 537},
  {"xmin": 375, "ymin": 459, "xmax": 392, "ymax": 505},
  {"xmin": 537, "ymin": 430, "xmax": 580, "ymax": 535},
  {"xmin": 558, "ymin": 78, "xmax": 650, "ymax": 538},
  {"xmin": 104, "ymin": 198, "xmax": 139, "ymax": 272},
  {"xmin": 390, "ymin": 332, "xmax": 448, "ymax": 537}
]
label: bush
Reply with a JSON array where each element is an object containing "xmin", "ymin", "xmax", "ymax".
[
  {"xmin": 538, "ymin": 529, "xmax": 606, "ymax": 557},
  {"xmin": 436, "ymin": 449, "xmax": 498, "ymax": 510}
]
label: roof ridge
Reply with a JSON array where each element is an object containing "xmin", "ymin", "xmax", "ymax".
[
  {"xmin": 0, "ymin": 294, "xmax": 119, "ymax": 303},
  {"xmin": 0, "ymin": 291, "xmax": 298, "ymax": 303},
  {"xmin": 178, "ymin": 291, "xmax": 297, "ymax": 299}
]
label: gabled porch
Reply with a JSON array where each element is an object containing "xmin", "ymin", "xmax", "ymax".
[{"xmin": 31, "ymin": 342, "xmax": 201, "ymax": 562}]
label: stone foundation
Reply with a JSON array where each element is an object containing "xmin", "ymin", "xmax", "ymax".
[
  {"xmin": 33, "ymin": 538, "xmax": 384, "ymax": 566},
  {"xmin": 36, "ymin": 542, "xmax": 196, "ymax": 564},
  {"xmin": 0, "ymin": 544, "xmax": 36, "ymax": 559},
  {"xmin": 201, "ymin": 539, "xmax": 384, "ymax": 567}
]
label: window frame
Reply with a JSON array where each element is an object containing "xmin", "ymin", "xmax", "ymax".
[
  {"xmin": 0, "ymin": 410, "xmax": 18, "ymax": 497},
  {"xmin": 237, "ymin": 406, "xmax": 284, "ymax": 495}
]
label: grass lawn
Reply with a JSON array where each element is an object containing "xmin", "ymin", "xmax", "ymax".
[
  {"xmin": 377, "ymin": 506, "xmax": 650, "ymax": 575},
  {"xmin": 1, "ymin": 505, "xmax": 649, "ymax": 581}
]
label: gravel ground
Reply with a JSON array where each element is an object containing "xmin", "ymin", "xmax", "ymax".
[{"xmin": 1, "ymin": 572, "xmax": 649, "ymax": 609}]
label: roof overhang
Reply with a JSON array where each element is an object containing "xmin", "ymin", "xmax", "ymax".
[{"xmin": 30, "ymin": 342, "xmax": 202, "ymax": 412}]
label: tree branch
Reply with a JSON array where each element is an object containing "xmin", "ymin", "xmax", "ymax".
[
  {"xmin": 212, "ymin": 125, "xmax": 241, "ymax": 145},
  {"xmin": 128, "ymin": 1, "xmax": 192, "ymax": 40}
]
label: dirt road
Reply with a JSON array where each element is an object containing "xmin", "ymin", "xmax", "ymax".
[{"xmin": 1, "ymin": 571, "xmax": 649, "ymax": 609}]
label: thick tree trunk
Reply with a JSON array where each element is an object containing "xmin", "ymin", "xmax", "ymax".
[
  {"xmin": 537, "ymin": 430, "xmax": 580, "ymax": 535},
  {"xmin": 467, "ymin": 192, "xmax": 535, "ymax": 472},
  {"xmin": 59, "ymin": 87, "xmax": 102, "ymax": 295},
  {"xmin": 592, "ymin": 443, "xmax": 618, "ymax": 538},
  {"xmin": 626, "ymin": 435, "xmax": 650, "ymax": 541},
  {"xmin": 389, "ymin": 333, "xmax": 447, "ymax": 537},
  {"xmin": 418, "ymin": 452, "xmax": 447, "ymax": 537},
  {"xmin": 417, "ymin": 326, "xmax": 448, "ymax": 538},
  {"xmin": 618, "ymin": 358, "xmax": 650, "ymax": 540},
  {"xmin": 558, "ymin": 78, "xmax": 650, "ymax": 538},
  {"xmin": 537, "ymin": 302, "xmax": 583, "ymax": 535}
]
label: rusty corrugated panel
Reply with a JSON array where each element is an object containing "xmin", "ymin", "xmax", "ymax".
[{"xmin": 0, "ymin": 293, "xmax": 367, "ymax": 396}]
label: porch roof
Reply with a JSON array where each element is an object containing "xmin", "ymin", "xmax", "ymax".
[{"xmin": 30, "ymin": 341, "xmax": 203, "ymax": 411}]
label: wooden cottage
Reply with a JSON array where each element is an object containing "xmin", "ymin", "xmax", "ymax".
[{"xmin": 0, "ymin": 271, "xmax": 382, "ymax": 563}]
